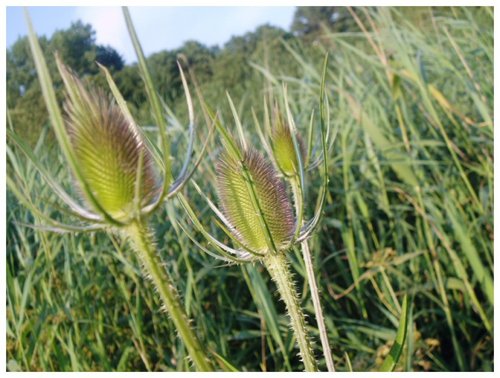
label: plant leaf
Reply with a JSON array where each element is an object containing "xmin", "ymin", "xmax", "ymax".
[
  {"xmin": 123, "ymin": 6, "xmax": 172, "ymax": 213},
  {"xmin": 380, "ymin": 295, "xmax": 410, "ymax": 372}
]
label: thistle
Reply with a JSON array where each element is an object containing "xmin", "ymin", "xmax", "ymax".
[
  {"xmin": 216, "ymin": 149, "xmax": 295, "ymax": 253},
  {"xmin": 8, "ymin": 9, "xmax": 214, "ymax": 371},
  {"xmin": 179, "ymin": 82, "xmax": 332, "ymax": 370},
  {"xmin": 215, "ymin": 146, "xmax": 317, "ymax": 371},
  {"xmin": 62, "ymin": 65, "xmax": 159, "ymax": 222}
]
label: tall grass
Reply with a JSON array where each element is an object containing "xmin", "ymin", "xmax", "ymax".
[{"xmin": 6, "ymin": 7, "xmax": 493, "ymax": 371}]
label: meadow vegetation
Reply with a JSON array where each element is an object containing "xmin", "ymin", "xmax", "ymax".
[{"xmin": 6, "ymin": 6, "xmax": 493, "ymax": 371}]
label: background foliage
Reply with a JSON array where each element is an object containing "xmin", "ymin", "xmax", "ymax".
[{"xmin": 6, "ymin": 6, "xmax": 493, "ymax": 372}]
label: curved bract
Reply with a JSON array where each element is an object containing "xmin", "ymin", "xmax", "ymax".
[
  {"xmin": 217, "ymin": 148, "xmax": 295, "ymax": 253},
  {"xmin": 63, "ymin": 74, "xmax": 158, "ymax": 221}
]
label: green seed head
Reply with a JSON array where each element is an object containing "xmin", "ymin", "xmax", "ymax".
[
  {"xmin": 216, "ymin": 148, "xmax": 295, "ymax": 253},
  {"xmin": 271, "ymin": 110, "xmax": 306, "ymax": 177},
  {"xmin": 63, "ymin": 72, "xmax": 158, "ymax": 221}
]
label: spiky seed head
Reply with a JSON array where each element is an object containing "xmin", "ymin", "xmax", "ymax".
[
  {"xmin": 271, "ymin": 110, "xmax": 306, "ymax": 177},
  {"xmin": 216, "ymin": 148, "xmax": 295, "ymax": 253},
  {"xmin": 63, "ymin": 72, "xmax": 158, "ymax": 221}
]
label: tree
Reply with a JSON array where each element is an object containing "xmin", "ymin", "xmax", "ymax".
[
  {"xmin": 96, "ymin": 45, "xmax": 124, "ymax": 71},
  {"xmin": 176, "ymin": 40, "xmax": 216, "ymax": 84},
  {"xmin": 146, "ymin": 50, "xmax": 181, "ymax": 106},
  {"xmin": 7, "ymin": 36, "xmax": 49, "ymax": 109},
  {"xmin": 113, "ymin": 65, "xmax": 146, "ymax": 112},
  {"xmin": 50, "ymin": 20, "xmax": 98, "ymax": 75},
  {"xmin": 7, "ymin": 22, "xmax": 123, "ymax": 144},
  {"xmin": 291, "ymin": 6, "xmax": 361, "ymax": 39}
]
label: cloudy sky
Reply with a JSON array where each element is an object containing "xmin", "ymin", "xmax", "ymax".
[{"xmin": 7, "ymin": 6, "xmax": 296, "ymax": 63}]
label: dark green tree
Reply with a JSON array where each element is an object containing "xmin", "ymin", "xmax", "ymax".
[
  {"xmin": 7, "ymin": 21, "xmax": 122, "ymax": 144},
  {"xmin": 96, "ymin": 45, "xmax": 124, "ymax": 71},
  {"xmin": 114, "ymin": 65, "xmax": 145, "ymax": 108},
  {"xmin": 291, "ymin": 6, "xmax": 361, "ymax": 38},
  {"xmin": 176, "ymin": 40, "xmax": 217, "ymax": 84},
  {"xmin": 7, "ymin": 36, "xmax": 48, "ymax": 109},
  {"xmin": 50, "ymin": 21, "xmax": 98, "ymax": 75}
]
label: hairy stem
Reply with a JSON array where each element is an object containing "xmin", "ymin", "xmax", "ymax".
[
  {"xmin": 263, "ymin": 252, "xmax": 318, "ymax": 372},
  {"xmin": 291, "ymin": 178, "xmax": 335, "ymax": 372},
  {"xmin": 126, "ymin": 220, "xmax": 213, "ymax": 371}
]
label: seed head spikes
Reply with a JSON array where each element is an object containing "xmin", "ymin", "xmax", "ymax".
[
  {"xmin": 17, "ymin": 53, "xmax": 207, "ymax": 230},
  {"xmin": 63, "ymin": 70, "xmax": 158, "ymax": 222},
  {"xmin": 180, "ymin": 88, "xmax": 329, "ymax": 265},
  {"xmin": 216, "ymin": 148, "xmax": 295, "ymax": 253}
]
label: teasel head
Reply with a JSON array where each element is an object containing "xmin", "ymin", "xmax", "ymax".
[
  {"xmin": 8, "ymin": 48, "xmax": 205, "ymax": 233},
  {"xmin": 179, "ymin": 85, "xmax": 332, "ymax": 264},
  {"xmin": 216, "ymin": 148, "xmax": 295, "ymax": 254},
  {"xmin": 62, "ymin": 68, "xmax": 159, "ymax": 223},
  {"xmin": 13, "ymin": 15, "xmax": 217, "ymax": 372}
]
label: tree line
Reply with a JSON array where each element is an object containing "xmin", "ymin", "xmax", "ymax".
[{"xmin": 7, "ymin": 7, "xmax": 366, "ymax": 145}]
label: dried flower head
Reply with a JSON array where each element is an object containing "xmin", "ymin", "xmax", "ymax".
[
  {"xmin": 271, "ymin": 109, "xmax": 306, "ymax": 177},
  {"xmin": 63, "ymin": 70, "xmax": 158, "ymax": 222},
  {"xmin": 216, "ymin": 148, "xmax": 295, "ymax": 253}
]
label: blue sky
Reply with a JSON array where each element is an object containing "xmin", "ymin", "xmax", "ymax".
[{"xmin": 7, "ymin": 6, "xmax": 296, "ymax": 63}]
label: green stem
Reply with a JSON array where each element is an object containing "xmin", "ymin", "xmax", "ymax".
[
  {"xmin": 300, "ymin": 240, "xmax": 335, "ymax": 371},
  {"xmin": 263, "ymin": 252, "xmax": 318, "ymax": 372},
  {"xmin": 291, "ymin": 178, "xmax": 335, "ymax": 371},
  {"xmin": 126, "ymin": 220, "xmax": 213, "ymax": 371}
]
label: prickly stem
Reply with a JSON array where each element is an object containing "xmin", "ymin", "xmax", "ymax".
[
  {"xmin": 263, "ymin": 251, "xmax": 318, "ymax": 372},
  {"xmin": 125, "ymin": 220, "xmax": 213, "ymax": 371}
]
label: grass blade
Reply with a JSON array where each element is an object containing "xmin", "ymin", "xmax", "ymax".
[{"xmin": 380, "ymin": 295, "xmax": 410, "ymax": 372}]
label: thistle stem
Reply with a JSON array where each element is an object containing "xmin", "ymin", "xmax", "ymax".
[
  {"xmin": 126, "ymin": 220, "xmax": 213, "ymax": 371},
  {"xmin": 263, "ymin": 252, "xmax": 318, "ymax": 372},
  {"xmin": 291, "ymin": 178, "xmax": 335, "ymax": 372}
]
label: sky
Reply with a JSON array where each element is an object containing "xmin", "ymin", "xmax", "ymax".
[{"xmin": 7, "ymin": 6, "xmax": 297, "ymax": 64}]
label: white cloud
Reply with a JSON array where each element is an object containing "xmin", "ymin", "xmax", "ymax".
[
  {"xmin": 71, "ymin": 6, "xmax": 295, "ymax": 63},
  {"xmin": 74, "ymin": 7, "xmax": 133, "ymax": 62}
]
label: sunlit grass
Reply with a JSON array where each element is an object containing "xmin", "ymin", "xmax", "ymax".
[{"xmin": 6, "ymin": 6, "xmax": 493, "ymax": 372}]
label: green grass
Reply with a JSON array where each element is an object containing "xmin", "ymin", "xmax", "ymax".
[{"xmin": 6, "ymin": 7, "xmax": 493, "ymax": 372}]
